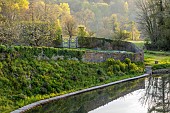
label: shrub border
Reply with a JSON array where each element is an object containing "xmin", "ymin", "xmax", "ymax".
[{"xmin": 11, "ymin": 73, "xmax": 150, "ymax": 113}]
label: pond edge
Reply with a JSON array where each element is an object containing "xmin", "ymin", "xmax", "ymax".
[{"xmin": 11, "ymin": 73, "xmax": 150, "ymax": 113}]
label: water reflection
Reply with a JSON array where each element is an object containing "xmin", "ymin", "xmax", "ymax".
[
  {"xmin": 89, "ymin": 89, "xmax": 148, "ymax": 113},
  {"xmin": 25, "ymin": 74, "xmax": 170, "ymax": 113},
  {"xmin": 140, "ymin": 74, "xmax": 170, "ymax": 113},
  {"xmin": 25, "ymin": 78, "xmax": 145, "ymax": 113}
]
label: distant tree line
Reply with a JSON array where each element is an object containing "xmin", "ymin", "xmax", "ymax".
[
  {"xmin": 0, "ymin": 0, "xmax": 71, "ymax": 47},
  {"xmin": 0, "ymin": 0, "xmax": 141, "ymax": 47},
  {"xmin": 58, "ymin": 0, "xmax": 141, "ymax": 40}
]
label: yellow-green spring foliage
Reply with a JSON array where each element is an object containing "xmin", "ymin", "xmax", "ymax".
[
  {"xmin": 0, "ymin": 46, "xmax": 144, "ymax": 113},
  {"xmin": 106, "ymin": 58, "xmax": 143, "ymax": 76}
]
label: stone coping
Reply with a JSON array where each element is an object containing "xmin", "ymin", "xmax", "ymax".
[
  {"xmin": 152, "ymin": 68, "xmax": 170, "ymax": 74},
  {"xmin": 11, "ymin": 73, "xmax": 150, "ymax": 113}
]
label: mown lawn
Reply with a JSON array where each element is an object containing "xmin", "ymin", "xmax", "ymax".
[
  {"xmin": 130, "ymin": 41, "xmax": 170, "ymax": 66},
  {"xmin": 144, "ymin": 51, "xmax": 170, "ymax": 66},
  {"xmin": 128, "ymin": 41, "xmax": 145, "ymax": 49}
]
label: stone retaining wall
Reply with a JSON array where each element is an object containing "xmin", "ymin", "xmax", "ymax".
[
  {"xmin": 83, "ymin": 51, "xmax": 144, "ymax": 62},
  {"xmin": 78, "ymin": 37, "xmax": 144, "ymax": 62}
]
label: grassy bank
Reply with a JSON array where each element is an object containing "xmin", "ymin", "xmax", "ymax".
[
  {"xmin": 0, "ymin": 46, "xmax": 144, "ymax": 113},
  {"xmin": 130, "ymin": 41, "xmax": 170, "ymax": 69},
  {"xmin": 144, "ymin": 51, "xmax": 170, "ymax": 66},
  {"xmin": 144, "ymin": 50, "xmax": 170, "ymax": 70}
]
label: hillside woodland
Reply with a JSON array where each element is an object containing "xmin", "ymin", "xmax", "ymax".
[{"xmin": 0, "ymin": 0, "xmax": 141, "ymax": 47}]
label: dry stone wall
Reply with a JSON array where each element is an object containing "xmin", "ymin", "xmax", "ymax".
[
  {"xmin": 82, "ymin": 51, "xmax": 143, "ymax": 62},
  {"xmin": 78, "ymin": 37, "xmax": 144, "ymax": 62},
  {"xmin": 0, "ymin": 37, "xmax": 144, "ymax": 63}
]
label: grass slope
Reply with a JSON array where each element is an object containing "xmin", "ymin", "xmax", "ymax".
[{"xmin": 0, "ymin": 56, "xmax": 143, "ymax": 112}]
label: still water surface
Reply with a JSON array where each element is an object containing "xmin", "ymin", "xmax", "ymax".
[{"xmin": 25, "ymin": 74, "xmax": 170, "ymax": 113}]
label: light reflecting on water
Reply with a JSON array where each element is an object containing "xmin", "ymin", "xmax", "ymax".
[
  {"xmin": 89, "ymin": 89, "xmax": 148, "ymax": 113},
  {"xmin": 25, "ymin": 74, "xmax": 170, "ymax": 113},
  {"xmin": 90, "ymin": 75, "xmax": 170, "ymax": 113}
]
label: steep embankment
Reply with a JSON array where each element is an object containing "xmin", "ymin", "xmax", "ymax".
[{"xmin": 0, "ymin": 45, "xmax": 144, "ymax": 112}]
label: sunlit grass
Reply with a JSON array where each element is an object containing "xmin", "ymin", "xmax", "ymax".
[
  {"xmin": 129, "ymin": 41, "xmax": 170, "ymax": 66},
  {"xmin": 128, "ymin": 41, "xmax": 145, "ymax": 49},
  {"xmin": 144, "ymin": 51, "xmax": 170, "ymax": 66}
]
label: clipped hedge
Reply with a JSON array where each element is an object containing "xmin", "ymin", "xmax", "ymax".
[
  {"xmin": 78, "ymin": 37, "xmax": 141, "ymax": 53},
  {"xmin": 0, "ymin": 45, "xmax": 85, "ymax": 61}
]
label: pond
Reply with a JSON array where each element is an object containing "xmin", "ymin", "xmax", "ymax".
[{"xmin": 25, "ymin": 74, "xmax": 170, "ymax": 113}]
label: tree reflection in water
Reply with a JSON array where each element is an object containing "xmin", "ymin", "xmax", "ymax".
[{"xmin": 140, "ymin": 74, "xmax": 170, "ymax": 113}]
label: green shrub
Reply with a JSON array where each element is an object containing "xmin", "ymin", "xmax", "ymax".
[
  {"xmin": 97, "ymin": 69, "xmax": 102, "ymax": 75},
  {"xmin": 115, "ymin": 60, "xmax": 121, "ymax": 65},
  {"xmin": 97, "ymin": 68, "xmax": 106, "ymax": 76},
  {"xmin": 99, "ymin": 77, "xmax": 105, "ymax": 82},
  {"xmin": 113, "ymin": 64, "xmax": 120, "ymax": 72},
  {"xmin": 0, "ymin": 45, "xmax": 6, "ymax": 52},
  {"xmin": 107, "ymin": 71, "xmax": 114, "ymax": 76},
  {"xmin": 11, "ymin": 94, "xmax": 27, "ymax": 101},
  {"xmin": 7, "ymin": 46, "xmax": 15, "ymax": 53},
  {"xmin": 63, "ymin": 81, "xmax": 71, "ymax": 90},
  {"xmin": 119, "ymin": 63, "xmax": 126, "ymax": 72},
  {"xmin": 106, "ymin": 58, "xmax": 115, "ymax": 66},
  {"xmin": 0, "ymin": 45, "xmax": 144, "ymax": 113},
  {"xmin": 124, "ymin": 58, "xmax": 131, "ymax": 65},
  {"xmin": 0, "ymin": 62, "xmax": 2, "ymax": 69},
  {"xmin": 108, "ymin": 65, "xmax": 113, "ymax": 72},
  {"xmin": 43, "ymin": 47, "xmax": 54, "ymax": 58},
  {"xmin": 129, "ymin": 63, "xmax": 139, "ymax": 71},
  {"xmin": 14, "ymin": 46, "xmax": 20, "ymax": 51},
  {"xmin": 0, "ymin": 77, "xmax": 10, "ymax": 87},
  {"xmin": 115, "ymin": 71, "xmax": 125, "ymax": 76}
]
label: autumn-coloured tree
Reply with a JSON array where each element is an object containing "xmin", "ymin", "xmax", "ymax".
[
  {"xmin": 0, "ymin": 0, "xmax": 29, "ymax": 21},
  {"xmin": 59, "ymin": 3, "xmax": 71, "ymax": 19}
]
